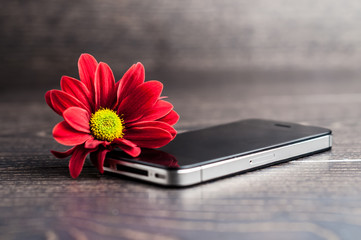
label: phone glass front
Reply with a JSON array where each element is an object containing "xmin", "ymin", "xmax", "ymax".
[{"xmin": 105, "ymin": 119, "xmax": 331, "ymax": 170}]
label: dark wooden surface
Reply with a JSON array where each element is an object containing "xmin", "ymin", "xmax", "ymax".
[
  {"xmin": 2, "ymin": 69, "xmax": 361, "ymax": 240},
  {"xmin": 3, "ymin": 1, "xmax": 361, "ymax": 239},
  {"xmin": 2, "ymin": 0, "xmax": 361, "ymax": 90}
]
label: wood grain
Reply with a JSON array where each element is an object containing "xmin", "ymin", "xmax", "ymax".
[
  {"xmin": 2, "ymin": 70, "xmax": 361, "ymax": 239},
  {"xmin": 2, "ymin": 1, "xmax": 361, "ymax": 239},
  {"xmin": 2, "ymin": 0, "xmax": 361, "ymax": 90}
]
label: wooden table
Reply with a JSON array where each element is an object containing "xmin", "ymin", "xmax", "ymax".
[{"xmin": 2, "ymin": 69, "xmax": 361, "ymax": 239}]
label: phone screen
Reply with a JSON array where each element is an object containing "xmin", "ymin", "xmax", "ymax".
[{"xmin": 106, "ymin": 119, "xmax": 331, "ymax": 169}]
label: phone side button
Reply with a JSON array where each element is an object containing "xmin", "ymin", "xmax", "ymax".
[{"xmin": 249, "ymin": 153, "xmax": 276, "ymax": 165}]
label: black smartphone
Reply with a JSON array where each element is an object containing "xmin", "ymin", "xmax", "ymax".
[{"xmin": 104, "ymin": 119, "xmax": 332, "ymax": 186}]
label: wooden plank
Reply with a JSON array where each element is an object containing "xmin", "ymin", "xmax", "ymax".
[{"xmin": 1, "ymin": 70, "xmax": 361, "ymax": 239}]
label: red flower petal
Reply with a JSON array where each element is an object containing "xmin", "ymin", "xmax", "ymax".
[
  {"xmin": 69, "ymin": 146, "xmax": 94, "ymax": 178},
  {"xmin": 61, "ymin": 76, "xmax": 93, "ymax": 112},
  {"xmin": 51, "ymin": 147, "xmax": 76, "ymax": 158},
  {"xmin": 78, "ymin": 53, "xmax": 98, "ymax": 94},
  {"xmin": 45, "ymin": 91, "xmax": 58, "ymax": 114},
  {"xmin": 139, "ymin": 100, "xmax": 173, "ymax": 122},
  {"xmin": 128, "ymin": 121, "xmax": 177, "ymax": 139},
  {"xmin": 116, "ymin": 62, "xmax": 145, "ymax": 105},
  {"xmin": 53, "ymin": 121, "xmax": 92, "ymax": 146},
  {"xmin": 84, "ymin": 137, "xmax": 109, "ymax": 149},
  {"xmin": 94, "ymin": 62, "xmax": 116, "ymax": 110},
  {"xmin": 89, "ymin": 148, "xmax": 110, "ymax": 174},
  {"xmin": 125, "ymin": 127, "xmax": 173, "ymax": 148},
  {"xmin": 63, "ymin": 107, "xmax": 91, "ymax": 133},
  {"xmin": 48, "ymin": 90, "xmax": 91, "ymax": 115},
  {"xmin": 117, "ymin": 81, "xmax": 163, "ymax": 123},
  {"xmin": 157, "ymin": 110, "xmax": 180, "ymax": 126},
  {"xmin": 113, "ymin": 138, "xmax": 141, "ymax": 157}
]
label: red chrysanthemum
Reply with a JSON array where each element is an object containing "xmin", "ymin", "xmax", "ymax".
[{"xmin": 45, "ymin": 54, "xmax": 179, "ymax": 178}]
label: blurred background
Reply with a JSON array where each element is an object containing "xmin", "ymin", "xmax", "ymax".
[
  {"xmin": 4, "ymin": 2, "xmax": 361, "ymax": 239},
  {"xmin": 1, "ymin": 0, "xmax": 361, "ymax": 127}
]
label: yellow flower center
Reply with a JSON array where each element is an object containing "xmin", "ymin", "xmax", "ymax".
[{"xmin": 89, "ymin": 108, "xmax": 124, "ymax": 142}]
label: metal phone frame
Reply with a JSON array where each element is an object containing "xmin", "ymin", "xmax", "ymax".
[{"xmin": 104, "ymin": 135, "xmax": 332, "ymax": 187}]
